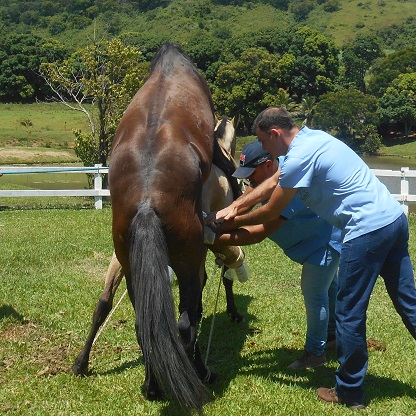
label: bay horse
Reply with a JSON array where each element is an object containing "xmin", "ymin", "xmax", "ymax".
[
  {"xmin": 73, "ymin": 43, "xmax": 240, "ymax": 412},
  {"xmin": 71, "ymin": 117, "xmax": 245, "ymax": 406}
]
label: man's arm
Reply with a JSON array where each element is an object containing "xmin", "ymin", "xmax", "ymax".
[
  {"xmin": 215, "ymin": 185, "xmax": 297, "ymax": 232},
  {"xmin": 205, "ymin": 169, "xmax": 280, "ymax": 223},
  {"xmin": 210, "ymin": 217, "xmax": 286, "ymax": 248}
]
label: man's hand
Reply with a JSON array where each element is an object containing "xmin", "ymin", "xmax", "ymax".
[{"xmin": 204, "ymin": 204, "xmax": 238, "ymax": 225}]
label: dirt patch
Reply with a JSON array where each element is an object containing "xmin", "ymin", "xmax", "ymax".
[
  {"xmin": 0, "ymin": 148, "xmax": 76, "ymax": 162},
  {"xmin": 0, "ymin": 321, "xmax": 72, "ymax": 376}
]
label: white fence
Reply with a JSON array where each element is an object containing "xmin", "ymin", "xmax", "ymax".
[
  {"xmin": 0, "ymin": 164, "xmax": 110, "ymax": 209},
  {"xmin": 372, "ymin": 167, "xmax": 416, "ymax": 216},
  {"xmin": 0, "ymin": 165, "xmax": 416, "ymax": 213}
]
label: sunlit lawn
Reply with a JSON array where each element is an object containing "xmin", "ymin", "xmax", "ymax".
[{"xmin": 1, "ymin": 204, "xmax": 416, "ymax": 415}]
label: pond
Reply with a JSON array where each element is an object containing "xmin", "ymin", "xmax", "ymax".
[{"xmin": 1, "ymin": 165, "xmax": 90, "ymax": 190}]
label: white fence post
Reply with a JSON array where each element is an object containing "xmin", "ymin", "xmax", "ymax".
[
  {"xmin": 94, "ymin": 164, "xmax": 103, "ymax": 210},
  {"xmin": 401, "ymin": 167, "xmax": 409, "ymax": 217}
]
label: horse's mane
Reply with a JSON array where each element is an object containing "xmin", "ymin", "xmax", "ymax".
[
  {"xmin": 150, "ymin": 42, "xmax": 194, "ymax": 75},
  {"xmin": 214, "ymin": 116, "xmax": 228, "ymax": 141},
  {"xmin": 149, "ymin": 43, "xmax": 215, "ymax": 113}
]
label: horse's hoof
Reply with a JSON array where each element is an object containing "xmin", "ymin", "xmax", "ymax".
[
  {"xmin": 71, "ymin": 362, "xmax": 88, "ymax": 377},
  {"xmin": 229, "ymin": 313, "xmax": 245, "ymax": 323},
  {"xmin": 143, "ymin": 386, "xmax": 162, "ymax": 402}
]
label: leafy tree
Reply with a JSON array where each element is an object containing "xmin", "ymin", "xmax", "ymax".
[
  {"xmin": 368, "ymin": 47, "xmax": 416, "ymax": 97},
  {"xmin": 377, "ymin": 72, "xmax": 416, "ymax": 137},
  {"xmin": 341, "ymin": 33, "xmax": 384, "ymax": 93},
  {"xmin": 183, "ymin": 30, "xmax": 225, "ymax": 77},
  {"xmin": 40, "ymin": 37, "xmax": 150, "ymax": 168},
  {"xmin": 361, "ymin": 124, "xmax": 382, "ymax": 155},
  {"xmin": 289, "ymin": 0, "xmax": 316, "ymax": 21},
  {"xmin": 137, "ymin": 0, "xmax": 171, "ymax": 12},
  {"xmin": 299, "ymin": 95, "xmax": 316, "ymax": 126},
  {"xmin": 376, "ymin": 18, "xmax": 416, "ymax": 50},
  {"xmin": 288, "ymin": 26, "xmax": 340, "ymax": 99},
  {"xmin": 322, "ymin": 0, "xmax": 340, "ymax": 13},
  {"xmin": 212, "ymin": 47, "xmax": 296, "ymax": 129},
  {"xmin": 0, "ymin": 33, "xmax": 67, "ymax": 102},
  {"xmin": 312, "ymin": 87, "xmax": 379, "ymax": 149}
]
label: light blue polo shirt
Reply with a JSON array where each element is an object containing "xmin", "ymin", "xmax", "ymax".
[
  {"xmin": 266, "ymin": 156, "xmax": 342, "ymax": 265},
  {"xmin": 278, "ymin": 126, "xmax": 403, "ymax": 242}
]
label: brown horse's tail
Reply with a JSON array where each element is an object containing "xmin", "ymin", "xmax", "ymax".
[{"xmin": 129, "ymin": 201, "xmax": 209, "ymax": 411}]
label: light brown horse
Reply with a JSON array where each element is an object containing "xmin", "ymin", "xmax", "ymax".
[{"xmin": 72, "ymin": 42, "xmax": 240, "ymax": 412}]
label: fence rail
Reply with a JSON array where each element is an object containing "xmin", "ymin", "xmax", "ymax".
[
  {"xmin": 0, "ymin": 165, "xmax": 415, "ymax": 213},
  {"xmin": 0, "ymin": 164, "xmax": 110, "ymax": 209}
]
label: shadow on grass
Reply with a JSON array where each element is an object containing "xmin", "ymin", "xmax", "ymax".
[
  {"xmin": 237, "ymin": 345, "xmax": 416, "ymax": 406},
  {"xmin": 195, "ymin": 291, "xmax": 416, "ymax": 407},
  {"xmin": 0, "ymin": 304, "xmax": 25, "ymax": 322}
]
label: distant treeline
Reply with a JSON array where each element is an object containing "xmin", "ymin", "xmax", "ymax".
[{"xmin": 0, "ymin": 0, "xmax": 415, "ymax": 150}]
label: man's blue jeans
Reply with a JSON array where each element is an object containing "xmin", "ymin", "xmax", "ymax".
[
  {"xmin": 336, "ymin": 213, "xmax": 416, "ymax": 406},
  {"xmin": 301, "ymin": 246, "xmax": 339, "ymax": 356}
]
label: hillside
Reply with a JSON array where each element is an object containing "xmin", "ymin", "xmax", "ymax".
[
  {"xmin": 1, "ymin": 0, "xmax": 415, "ymax": 50},
  {"xmin": 306, "ymin": 0, "xmax": 416, "ymax": 46}
]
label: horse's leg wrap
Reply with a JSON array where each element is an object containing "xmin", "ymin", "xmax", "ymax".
[
  {"xmin": 215, "ymin": 246, "xmax": 244, "ymax": 269},
  {"xmin": 215, "ymin": 246, "xmax": 251, "ymax": 283}
]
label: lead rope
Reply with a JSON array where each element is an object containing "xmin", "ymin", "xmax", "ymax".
[
  {"xmin": 194, "ymin": 259, "xmax": 223, "ymax": 368},
  {"xmin": 204, "ymin": 264, "xmax": 224, "ymax": 367},
  {"xmin": 92, "ymin": 288, "xmax": 128, "ymax": 346}
]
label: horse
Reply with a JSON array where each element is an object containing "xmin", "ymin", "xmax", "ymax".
[
  {"xmin": 72, "ymin": 42, "xmax": 240, "ymax": 412},
  {"xmin": 71, "ymin": 116, "xmax": 245, "ymax": 401}
]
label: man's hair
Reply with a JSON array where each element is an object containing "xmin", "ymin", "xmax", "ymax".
[{"xmin": 252, "ymin": 107, "xmax": 296, "ymax": 134}]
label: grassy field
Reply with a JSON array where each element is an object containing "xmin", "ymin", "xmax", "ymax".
[
  {"xmin": 306, "ymin": 0, "xmax": 416, "ymax": 46},
  {"xmin": 0, "ymin": 103, "xmax": 88, "ymax": 164},
  {"xmin": 1, "ymin": 205, "xmax": 416, "ymax": 415}
]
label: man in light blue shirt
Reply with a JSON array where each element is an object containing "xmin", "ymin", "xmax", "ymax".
[
  {"xmin": 207, "ymin": 107, "xmax": 416, "ymax": 410},
  {"xmin": 208, "ymin": 141, "xmax": 341, "ymax": 369}
]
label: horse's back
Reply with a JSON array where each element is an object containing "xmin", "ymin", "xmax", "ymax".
[{"xmin": 109, "ymin": 43, "xmax": 215, "ymax": 269}]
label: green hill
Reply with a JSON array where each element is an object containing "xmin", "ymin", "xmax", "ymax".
[
  {"xmin": 306, "ymin": 0, "xmax": 416, "ymax": 46},
  {"xmin": 1, "ymin": 0, "xmax": 415, "ymax": 50}
]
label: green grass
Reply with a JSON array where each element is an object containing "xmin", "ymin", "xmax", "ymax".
[
  {"xmin": 378, "ymin": 136, "xmax": 416, "ymax": 159},
  {"xmin": 0, "ymin": 103, "xmax": 90, "ymax": 153},
  {"xmin": 307, "ymin": 0, "xmax": 416, "ymax": 46},
  {"xmin": 1, "ymin": 206, "xmax": 416, "ymax": 415}
]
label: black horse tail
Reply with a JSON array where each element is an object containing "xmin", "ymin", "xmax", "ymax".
[{"xmin": 129, "ymin": 202, "xmax": 210, "ymax": 411}]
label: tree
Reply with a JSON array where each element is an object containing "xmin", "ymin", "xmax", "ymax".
[
  {"xmin": 40, "ymin": 37, "xmax": 149, "ymax": 169},
  {"xmin": 289, "ymin": 0, "xmax": 316, "ymax": 21},
  {"xmin": 368, "ymin": 47, "xmax": 416, "ymax": 97},
  {"xmin": 299, "ymin": 95, "xmax": 316, "ymax": 126},
  {"xmin": 0, "ymin": 33, "xmax": 67, "ymax": 102},
  {"xmin": 288, "ymin": 26, "xmax": 340, "ymax": 99},
  {"xmin": 212, "ymin": 47, "xmax": 296, "ymax": 129},
  {"xmin": 341, "ymin": 33, "xmax": 384, "ymax": 93},
  {"xmin": 312, "ymin": 87, "xmax": 379, "ymax": 150},
  {"xmin": 377, "ymin": 72, "xmax": 416, "ymax": 137}
]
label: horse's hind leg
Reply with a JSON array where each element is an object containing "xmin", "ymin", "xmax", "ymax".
[
  {"xmin": 72, "ymin": 253, "xmax": 124, "ymax": 376},
  {"xmin": 222, "ymin": 270, "xmax": 244, "ymax": 323}
]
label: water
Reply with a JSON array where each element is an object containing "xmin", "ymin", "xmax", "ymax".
[{"xmin": 1, "ymin": 166, "xmax": 89, "ymax": 190}]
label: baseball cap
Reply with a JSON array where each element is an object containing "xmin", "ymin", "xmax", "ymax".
[{"xmin": 232, "ymin": 141, "xmax": 273, "ymax": 179}]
